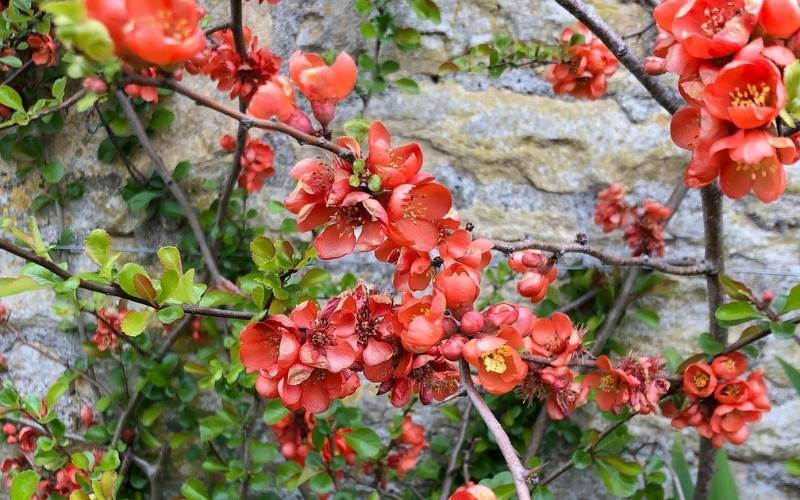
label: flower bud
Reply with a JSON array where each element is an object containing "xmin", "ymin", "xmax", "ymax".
[
  {"xmin": 80, "ymin": 405, "xmax": 95, "ymax": 427},
  {"xmin": 460, "ymin": 310, "xmax": 484, "ymax": 335},
  {"xmin": 484, "ymin": 303, "xmax": 518, "ymax": 329},
  {"xmin": 281, "ymin": 441, "xmax": 296, "ymax": 458},
  {"xmin": 762, "ymin": 290, "xmax": 774, "ymax": 304},
  {"xmin": 511, "ymin": 306, "xmax": 534, "ymax": 335},
  {"xmin": 644, "ymin": 56, "xmax": 667, "ymax": 75},
  {"xmin": 442, "ymin": 315, "xmax": 459, "ymax": 338},
  {"xmin": 82, "ymin": 76, "xmax": 108, "ymax": 94},
  {"xmin": 441, "ymin": 335, "xmax": 466, "ymax": 361},
  {"xmin": 377, "ymin": 379, "xmax": 394, "ymax": 396}
]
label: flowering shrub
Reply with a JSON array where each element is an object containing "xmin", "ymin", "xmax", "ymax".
[{"xmin": 0, "ymin": 1, "xmax": 798, "ymax": 500}]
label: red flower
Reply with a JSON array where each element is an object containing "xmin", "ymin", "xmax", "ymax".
[
  {"xmin": 669, "ymin": 0, "xmax": 761, "ymax": 60},
  {"xmin": 124, "ymin": 67, "xmax": 160, "ymax": 103},
  {"xmin": 527, "ymin": 312, "xmax": 584, "ymax": 367},
  {"xmin": 582, "ymin": 355, "xmax": 639, "ymax": 413},
  {"xmin": 387, "ymin": 416, "xmax": 428, "ymax": 478},
  {"xmin": 703, "ymin": 44, "xmax": 786, "ymax": 129},
  {"xmin": 291, "ymin": 300, "xmax": 358, "ymax": 374},
  {"xmin": 86, "ymin": 0, "xmax": 130, "ymax": 59},
  {"xmin": 434, "ymin": 262, "xmax": 481, "ymax": 314},
  {"xmin": 711, "ymin": 352, "xmax": 747, "ymax": 380},
  {"xmin": 17, "ymin": 427, "xmax": 39, "ymax": 453},
  {"xmin": 366, "ymin": 121, "xmax": 423, "ymax": 189},
  {"xmin": 382, "ymin": 353, "xmax": 459, "ymax": 406},
  {"xmin": 395, "ymin": 293, "xmax": 447, "ymax": 353},
  {"xmin": 93, "ymin": 307, "xmax": 125, "ymax": 351},
  {"xmin": 240, "ymin": 316, "xmax": 300, "ymax": 379},
  {"xmin": 683, "ymin": 362, "xmax": 717, "ymax": 397},
  {"xmin": 289, "ymin": 51, "xmax": 357, "ymax": 126},
  {"xmin": 463, "ymin": 326, "xmax": 528, "ymax": 395},
  {"xmin": 615, "ymin": 355, "xmax": 670, "ymax": 414},
  {"xmin": 122, "ymin": 0, "xmax": 206, "ymax": 68},
  {"xmin": 80, "ymin": 405, "xmax": 95, "ymax": 427},
  {"xmin": 508, "ymin": 250, "xmax": 557, "ymax": 303},
  {"xmin": 545, "ymin": 24, "xmax": 618, "ymax": 100},
  {"xmin": 709, "ymin": 128, "xmax": 795, "ymax": 202},
  {"xmin": 594, "ymin": 183, "xmax": 630, "ymax": 232},
  {"xmin": 760, "ymin": 0, "xmax": 800, "ymax": 37},
  {"xmin": 623, "ymin": 201, "xmax": 671, "ymax": 257},
  {"xmin": 387, "ymin": 182, "xmax": 453, "ymax": 252},
  {"xmin": 450, "ymin": 482, "xmax": 497, "ymax": 500},
  {"xmin": 519, "ymin": 366, "xmax": 588, "ymax": 420},
  {"xmin": 272, "ymin": 411, "xmax": 312, "ymax": 465},
  {"xmin": 27, "ymin": 34, "xmax": 57, "ymax": 67},
  {"xmin": 238, "ymin": 135, "xmax": 275, "ymax": 193},
  {"xmin": 248, "ymin": 76, "xmax": 312, "ymax": 132},
  {"xmin": 204, "ymin": 28, "xmax": 281, "ymax": 101}
]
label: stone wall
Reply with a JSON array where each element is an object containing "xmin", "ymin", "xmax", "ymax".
[{"xmin": 1, "ymin": 0, "xmax": 799, "ymax": 498}]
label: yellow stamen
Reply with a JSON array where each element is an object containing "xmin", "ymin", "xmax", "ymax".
[{"xmin": 481, "ymin": 346, "xmax": 512, "ymax": 374}]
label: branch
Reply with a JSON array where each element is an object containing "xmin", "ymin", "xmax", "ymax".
[
  {"xmin": 205, "ymin": 22, "xmax": 232, "ymax": 37},
  {"xmin": 114, "ymin": 90, "xmax": 232, "ymax": 290},
  {"xmin": 552, "ymin": 0, "xmax": 682, "ymax": 114},
  {"xmin": 123, "ymin": 73, "xmax": 355, "ymax": 162},
  {"xmin": 557, "ymin": 289, "xmax": 598, "ymax": 313},
  {"xmin": 214, "ymin": 115, "xmax": 250, "ymax": 244},
  {"xmin": 0, "ymin": 88, "xmax": 88, "ymax": 130},
  {"xmin": 537, "ymin": 412, "xmax": 637, "ymax": 487},
  {"xmin": 493, "ymin": 239, "xmax": 710, "ymax": 276},
  {"xmin": 239, "ymin": 397, "xmax": 266, "ymax": 498},
  {"xmin": 523, "ymin": 410, "xmax": 549, "ymax": 464},
  {"xmin": 1, "ymin": 58, "xmax": 33, "ymax": 86},
  {"xmin": 0, "ymin": 236, "xmax": 254, "ymax": 320},
  {"xmin": 155, "ymin": 314, "xmax": 194, "ymax": 360},
  {"xmin": 229, "ymin": 0, "xmax": 247, "ymax": 58},
  {"xmin": 439, "ymin": 399, "xmax": 472, "ymax": 500},
  {"xmin": 591, "ymin": 267, "xmax": 641, "ymax": 356},
  {"xmin": 694, "ymin": 184, "xmax": 726, "ymax": 500},
  {"xmin": 458, "ymin": 359, "xmax": 530, "ymax": 499}
]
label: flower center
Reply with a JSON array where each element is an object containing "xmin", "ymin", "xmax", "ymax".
[
  {"xmin": 735, "ymin": 158, "xmax": 776, "ymax": 181},
  {"xmin": 151, "ymin": 10, "xmax": 195, "ymax": 40},
  {"xmin": 729, "ymin": 83, "xmax": 770, "ymax": 108},
  {"xmin": 481, "ymin": 346, "xmax": 513, "ymax": 374},
  {"xmin": 597, "ymin": 374, "xmax": 619, "ymax": 392},
  {"xmin": 310, "ymin": 319, "xmax": 335, "ymax": 347},
  {"xmin": 692, "ymin": 371, "xmax": 709, "ymax": 390},
  {"xmin": 700, "ymin": 7, "xmax": 732, "ymax": 36}
]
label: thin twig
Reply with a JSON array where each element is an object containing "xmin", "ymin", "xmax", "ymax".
[
  {"xmin": 205, "ymin": 22, "xmax": 232, "ymax": 37},
  {"xmin": 155, "ymin": 314, "xmax": 193, "ymax": 360},
  {"xmin": 94, "ymin": 103, "xmax": 148, "ymax": 185},
  {"xmin": 557, "ymin": 289, "xmax": 598, "ymax": 313},
  {"xmin": 458, "ymin": 359, "xmax": 530, "ymax": 499},
  {"xmin": 2, "ymin": 58, "xmax": 33, "ymax": 86},
  {"xmin": 114, "ymin": 90, "xmax": 232, "ymax": 290},
  {"xmin": 523, "ymin": 410, "xmax": 550, "ymax": 463},
  {"xmin": 493, "ymin": 238, "xmax": 709, "ymax": 276},
  {"xmin": 552, "ymin": 0, "xmax": 682, "ymax": 114},
  {"xmin": 0, "ymin": 238, "xmax": 254, "ymax": 319},
  {"xmin": 0, "ymin": 88, "xmax": 88, "ymax": 130},
  {"xmin": 591, "ymin": 267, "xmax": 641, "ymax": 356},
  {"xmin": 538, "ymin": 412, "xmax": 637, "ymax": 487},
  {"xmin": 239, "ymin": 397, "xmax": 266, "ymax": 498},
  {"xmin": 122, "ymin": 73, "xmax": 355, "ymax": 162},
  {"xmin": 439, "ymin": 400, "xmax": 472, "ymax": 500}
]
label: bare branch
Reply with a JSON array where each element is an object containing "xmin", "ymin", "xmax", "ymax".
[
  {"xmin": 439, "ymin": 400, "xmax": 472, "ymax": 500},
  {"xmin": 458, "ymin": 359, "xmax": 530, "ymax": 499}
]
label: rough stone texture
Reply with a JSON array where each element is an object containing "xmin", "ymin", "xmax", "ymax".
[{"xmin": 1, "ymin": 0, "xmax": 799, "ymax": 498}]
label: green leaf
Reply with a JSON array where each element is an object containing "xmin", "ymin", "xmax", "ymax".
[
  {"xmin": 572, "ymin": 449, "xmax": 592, "ymax": 470},
  {"xmin": 148, "ymin": 107, "xmax": 175, "ymax": 131},
  {"xmin": 785, "ymin": 458, "xmax": 800, "ymax": 476},
  {"xmin": 98, "ymin": 449, "xmax": 120, "ymax": 471},
  {"xmin": 395, "ymin": 77, "xmax": 420, "ymax": 94},
  {"xmin": 343, "ymin": 118, "xmax": 369, "ymax": 143},
  {"xmin": 698, "ymin": 332, "xmax": 724, "ymax": 356},
  {"xmin": 532, "ymin": 485, "xmax": 554, "ymax": 500},
  {"xmin": 784, "ymin": 60, "xmax": 800, "ymax": 114},
  {"xmin": 121, "ymin": 310, "xmax": 151, "ymax": 336},
  {"xmin": 719, "ymin": 275, "xmax": 753, "ymax": 301},
  {"xmin": 595, "ymin": 459, "xmax": 639, "ymax": 498},
  {"xmin": 126, "ymin": 191, "xmax": 160, "ymax": 212},
  {"xmin": 770, "ymin": 321, "xmax": 797, "ymax": 340},
  {"xmin": 439, "ymin": 405, "xmax": 461, "ymax": 423},
  {"xmin": 157, "ymin": 246, "xmax": 183, "ymax": 274},
  {"xmin": 0, "ymin": 55, "xmax": 22, "ymax": 68},
  {"xmin": 180, "ymin": 479, "xmax": 211, "ymax": 500},
  {"xmin": 0, "ymin": 84, "xmax": 24, "ymax": 112},
  {"xmin": 156, "ymin": 305, "xmax": 184, "ymax": 324},
  {"xmin": 632, "ymin": 308, "xmax": 660, "ymax": 329},
  {"xmin": 0, "ymin": 276, "xmax": 49, "ymax": 297},
  {"xmin": 40, "ymin": 161, "xmax": 65, "ymax": 183},
  {"xmin": 299, "ymin": 268, "xmax": 329, "ymax": 289},
  {"xmin": 345, "ymin": 427, "xmax": 382, "ymax": 459},
  {"xmin": 276, "ymin": 461, "xmax": 303, "ymax": 487},
  {"xmin": 354, "ymin": 0, "xmax": 372, "ymax": 15},
  {"xmin": 309, "ymin": 472, "xmax": 334, "ymax": 494},
  {"xmin": 714, "ymin": 301, "xmax": 761, "ymax": 325},
  {"xmin": 392, "ymin": 28, "xmax": 421, "ymax": 51},
  {"xmin": 782, "ymin": 284, "xmax": 800, "ymax": 313},
  {"xmin": 46, "ymin": 372, "xmax": 75, "ymax": 409},
  {"xmin": 777, "ymin": 357, "xmax": 800, "ymax": 396},
  {"xmin": 85, "ymin": 229, "xmax": 113, "ymax": 269},
  {"xmin": 262, "ymin": 399, "xmax": 289, "ymax": 425},
  {"xmin": 408, "ymin": 0, "xmax": 441, "ymax": 23},
  {"xmin": 359, "ymin": 21, "xmax": 378, "ymax": 39},
  {"xmin": 11, "ymin": 470, "xmax": 39, "ymax": 500},
  {"xmin": 709, "ymin": 448, "xmax": 739, "ymax": 500},
  {"xmin": 173, "ymin": 160, "xmax": 192, "ymax": 181}
]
